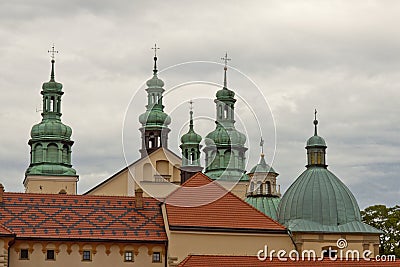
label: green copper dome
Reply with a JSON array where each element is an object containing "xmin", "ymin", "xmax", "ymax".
[
  {"xmin": 277, "ymin": 112, "xmax": 381, "ymax": 233},
  {"xmin": 216, "ymin": 87, "xmax": 235, "ymax": 100},
  {"xmin": 306, "ymin": 135, "xmax": 326, "ymax": 147},
  {"xmin": 27, "ymin": 164, "xmax": 76, "ymax": 176},
  {"xmin": 205, "ymin": 125, "xmax": 246, "ymax": 146},
  {"xmin": 249, "ymin": 154, "xmax": 277, "ymax": 174},
  {"xmin": 139, "ymin": 109, "xmax": 171, "ymax": 127},
  {"xmin": 306, "ymin": 115, "xmax": 326, "ymax": 147},
  {"xmin": 181, "ymin": 130, "xmax": 201, "ymax": 144},
  {"xmin": 246, "ymin": 196, "xmax": 280, "ymax": 220},
  {"xmin": 146, "ymin": 73, "xmax": 165, "ymax": 88},
  {"xmin": 181, "ymin": 111, "xmax": 201, "ymax": 144},
  {"xmin": 278, "ymin": 167, "xmax": 362, "ymax": 227},
  {"xmin": 26, "ymin": 56, "xmax": 77, "ymax": 178},
  {"xmin": 31, "ymin": 121, "xmax": 72, "ymax": 140},
  {"xmin": 42, "ymin": 79, "xmax": 63, "ymax": 92}
]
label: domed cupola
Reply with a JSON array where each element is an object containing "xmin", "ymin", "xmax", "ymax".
[
  {"xmin": 203, "ymin": 53, "xmax": 248, "ymax": 181},
  {"xmin": 139, "ymin": 44, "xmax": 171, "ymax": 157},
  {"xmin": 277, "ymin": 111, "xmax": 381, "ymax": 234},
  {"xmin": 25, "ymin": 45, "xmax": 78, "ymax": 194},
  {"xmin": 245, "ymin": 138, "xmax": 281, "ymax": 220},
  {"xmin": 305, "ymin": 110, "xmax": 327, "ymax": 168}
]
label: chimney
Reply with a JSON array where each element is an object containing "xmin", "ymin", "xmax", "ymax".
[
  {"xmin": 0, "ymin": 183, "xmax": 4, "ymax": 203},
  {"xmin": 135, "ymin": 188, "xmax": 143, "ymax": 209}
]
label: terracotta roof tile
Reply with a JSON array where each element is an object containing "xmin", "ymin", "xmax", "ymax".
[
  {"xmin": 165, "ymin": 173, "xmax": 286, "ymax": 232},
  {"xmin": 0, "ymin": 193, "xmax": 166, "ymax": 242},
  {"xmin": 178, "ymin": 255, "xmax": 400, "ymax": 267}
]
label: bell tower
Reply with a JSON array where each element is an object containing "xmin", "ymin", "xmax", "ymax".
[
  {"xmin": 203, "ymin": 53, "xmax": 248, "ymax": 181},
  {"xmin": 24, "ymin": 45, "xmax": 78, "ymax": 194},
  {"xmin": 139, "ymin": 44, "xmax": 171, "ymax": 157}
]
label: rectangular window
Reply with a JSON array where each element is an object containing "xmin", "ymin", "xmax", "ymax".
[
  {"xmin": 152, "ymin": 252, "xmax": 161, "ymax": 263},
  {"xmin": 46, "ymin": 249, "xmax": 55, "ymax": 260},
  {"xmin": 20, "ymin": 249, "xmax": 29, "ymax": 260},
  {"xmin": 82, "ymin": 250, "xmax": 91, "ymax": 261},
  {"xmin": 124, "ymin": 251, "xmax": 133, "ymax": 262}
]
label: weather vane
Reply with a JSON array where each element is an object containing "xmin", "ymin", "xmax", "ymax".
[
  {"xmin": 314, "ymin": 109, "xmax": 318, "ymax": 120},
  {"xmin": 221, "ymin": 52, "xmax": 231, "ymax": 68},
  {"xmin": 152, "ymin": 43, "xmax": 160, "ymax": 57},
  {"xmin": 48, "ymin": 44, "xmax": 58, "ymax": 60}
]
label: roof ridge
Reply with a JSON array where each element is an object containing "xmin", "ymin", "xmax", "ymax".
[{"xmin": 0, "ymin": 224, "xmax": 15, "ymax": 235}]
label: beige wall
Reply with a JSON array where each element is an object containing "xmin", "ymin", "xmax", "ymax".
[
  {"xmin": 8, "ymin": 240, "xmax": 165, "ymax": 267},
  {"xmin": 162, "ymin": 204, "xmax": 295, "ymax": 266},
  {"xmin": 88, "ymin": 148, "xmax": 182, "ymax": 198},
  {"xmin": 217, "ymin": 181, "xmax": 248, "ymax": 200},
  {"xmin": 292, "ymin": 232, "xmax": 380, "ymax": 258},
  {"xmin": 24, "ymin": 175, "xmax": 78, "ymax": 194}
]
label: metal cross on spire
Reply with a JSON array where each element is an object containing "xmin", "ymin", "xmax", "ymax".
[
  {"xmin": 314, "ymin": 109, "xmax": 319, "ymax": 136},
  {"xmin": 221, "ymin": 52, "xmax": 231, "ymax": 68},
  {"xmin": 48, "ymin": 44, "xmax": 58, "ymax": 61},
  {"xmin": 221, "ymin": 52, "xmax": 231, "ymax": 88},
  {"xmin": 152, "ymin": 43, "xmax": 160, "ymax": 57}
]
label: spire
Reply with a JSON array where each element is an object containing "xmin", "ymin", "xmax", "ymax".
[
  {"xmin": 306, "ymin": 110, "xmax": 327, "ymax": 168},
  {"xmin": 180, "ymin": 100, "xmax": 202, "ymax": 183},
  {"xmin": 314, "ymin": 109, "xmax": 318, "ymax": 136},
  {"xmin": 189, "ymin": 100, "xmax": 195, "ymax": 130},
  {"xmin": 25, "ymin": 46, "xmax": 78, "ymax": 194},
  {"xmin": 152, "ymin": 43, "xmax": 160, "ymax": 75},
  {"xmin": 139, "ymin": 45, "xmax": 171, "ymax": 157},
  {"xmin": 221, "ymin": 52, "xmax": 231, "ymax": 88},
  {"xmin": 260, "ymin": 137, "xmax": 265, "ymax": 156},
  {"xmin": 48, "ymin": 44, "xmax": 58, "ymax": 81}
]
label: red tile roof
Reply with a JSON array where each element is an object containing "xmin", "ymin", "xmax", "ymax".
[
  {"xmin": 0, "ymin": 192, "xmax": 166, "ymax": 242},
  {"xmin": 178, "ymin": 255, "xmax": 400, "ymax": 267},
  {"xmin": 165, "ymin": 173, "xmax": 286, "ymax": 232}
]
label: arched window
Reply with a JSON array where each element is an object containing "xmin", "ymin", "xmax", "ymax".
[
  {"xmin": 156, "ymin": 160, "xmax": 169, "ymax": 176},
  {"xmin": 62, "ymin": 145, "xmax": 69, "ymax": 164},
  {"xmin": 257, "ymin": 181, "xmax": 262, "ymax": 194},
  {"xmin": 149, "ymin": 132, "xmax": 155, "ymax": 148},
  {"xmin": 266, "ymin": 181, "xmax": 271, "ymax": 194},
  {"xmin": 50, "ymin": 97, "xmax": 54, "ymax": 112},
  {"xmin": 224, "ymin": 150, "xmax": 232, "ymax": 167},
  {"xmin": 249, "ymin": 182, "xmax": 254, "ymax": 193},
  {"xmin": 143, "ymin": 163, "xmax": 152, "ymax": 181},
  {"xmin": 224, "ymin": 106, "xmax": 229, "ymax": 119},
  {"xmin": 59, "ymin": 189, "xmax": 67, "ymax": 194},
  {"xmin": 47, "ymin": 144, "xmax": 58, "ymax": 163},
  {"xmin": 34, "ymin": 144, "xmax": 43, "ymax": 163}
]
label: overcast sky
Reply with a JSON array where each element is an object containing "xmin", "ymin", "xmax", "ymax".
[{"xmin": 0, "ymin": 0, "xmax": 398, "ymax": 209}]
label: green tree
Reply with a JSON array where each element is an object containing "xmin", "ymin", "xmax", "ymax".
[{"xmin": 361, "ymin": 205, "xmax": 400, "ymax": 257}]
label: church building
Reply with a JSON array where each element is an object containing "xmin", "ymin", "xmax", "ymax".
[{"xmin": 0, "ymin": 46, "xmax": 389, "ymax": 267}]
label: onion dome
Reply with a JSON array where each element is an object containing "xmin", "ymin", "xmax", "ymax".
[
  {"xmin": 139, "ymin": 109, "xmax": 171, "ymax": 127},
  {"xmin": 205, "ymin": 126, "xmax": 246, "ymax": 146},
  {"xmin": 139, "ymin": 53, "xmax": 170, "ymax": 128},
  {"xmin": 181, "ymin": 110, "xmax": 201, "ymax": 144},
  {"xmin": 27, "ymin": 164, "xmax": 77, "ymax": 176},
  {"xmin": 31, "ymin": 121, "xmax": 72, "ymax": 140}
]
